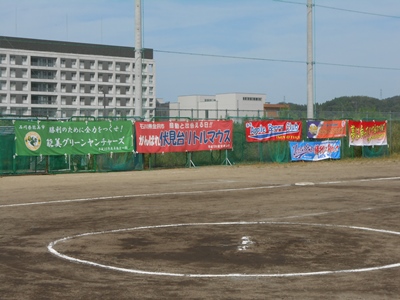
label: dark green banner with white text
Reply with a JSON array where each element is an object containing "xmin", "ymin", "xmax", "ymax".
[{"xmin": 15, "ymin": 120, "xmax": 134, "ymax": 156}]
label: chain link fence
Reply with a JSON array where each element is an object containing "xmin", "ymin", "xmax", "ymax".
[{"xmin": 1, "ymin": 109, "xmax": 398, "ymax": 175}]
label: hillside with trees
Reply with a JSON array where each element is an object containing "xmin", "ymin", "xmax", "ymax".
[{"xmin": 282, "ymin": 95, "xmax": 400, "ymax": 113}]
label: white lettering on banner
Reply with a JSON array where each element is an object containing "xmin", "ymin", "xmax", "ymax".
[
  {"xmin": 167, "ymin": 121, "xmax": 214, "ymax": 131},
  {"xmin": 44, "ymin": 138, "xmax": 126, "ymax": 149},
  {"xmin": 138, "ymin": 135, "xmax": 161, "ymax": 146}
]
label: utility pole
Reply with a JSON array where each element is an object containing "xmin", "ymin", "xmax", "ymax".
[
  {"xmin": 307, "ymin": 0, "xmax": 314, "ymax": 119},
  {"xmin": 134, "ymin": 0, "xmax": 143, "ymax": 119}
]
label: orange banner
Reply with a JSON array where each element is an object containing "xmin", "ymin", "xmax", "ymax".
[{"xmin": 306, "ymin": 120, "xmax": 347, "ymax": 139}]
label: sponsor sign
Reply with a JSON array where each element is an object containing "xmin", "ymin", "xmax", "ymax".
[
  {"xmin": 135, "ymin": 120, "xmax": 233, "ymax": 153},
  {"xmin": 245, "ymin": 120, "xmax": 302, "ymax": 142},
  {"xmin": 348, "ymin": 120, "xmax": 387, "ymax": 146},
  {"xmin": 306, "ymin": 120, "xmax": 347, "ymax": 139},
  {"xmin": 15, "ymin": 120, "xmax": 134, "ymax": 156},
  {"xmin": 289, "ymin": 140, "xmax": 341, "ymax": 161}
]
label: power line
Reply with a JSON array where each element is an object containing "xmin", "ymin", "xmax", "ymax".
[
  {"xmin": 154, "ymin": 1, "xmax": 400, "ymax": 72},
  {"xmin": 273, "ymin": 0, "xmax": 304, "ymax": 6},
  {"xmin": 317, "ymin": 61, "xmax": 400, "ymax": 71},
  {"xmin": 153, "ymin": 49, "xmax": 304, "ymax": 64},
  {"xmin": 153, "ymin": 49, "xmax": 400, "ymax": 71},
  {"xmin": 273, "ymin": 0, "xmax": 400, "ymax": 19},
  {"xmin": 315, "ymin": 4, "xmax": 400, "ymax": 19}
]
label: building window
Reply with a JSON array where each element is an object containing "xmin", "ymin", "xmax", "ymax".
[
  {"xmin": 31, "ymin": 57, "xmax": 56, "ymax": 67},
  {"xmin": 243, "ymin": 97, "xmax": 262, "ymax": 101},
  {"xmin": 31, "ymin": 70, "xmax": 56, "ymax": 79},
  {"xmin": 0, "ymin": 94, "xmax": 6, "ymax": 103},
  {"xmin": 31, "ymin": 95, "xmax": 57, "ymax": 105},
  {"xmin": 31, "ymin": 83, "xmax": 56, "ymax": 92}
]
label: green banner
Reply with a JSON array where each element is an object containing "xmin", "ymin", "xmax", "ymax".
[{"xmin": 15, "ymin": 120, "xmax": 134, "ymax": 156}]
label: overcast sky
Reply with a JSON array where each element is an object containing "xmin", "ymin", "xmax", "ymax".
[{"xmin": 1, "ymin": 0, "xmax": 400, "ymax": 105}]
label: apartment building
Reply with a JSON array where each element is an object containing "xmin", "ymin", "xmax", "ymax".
[{"xmin": 0, "ymin": 36, "xmax": 155, "ymax": 119}]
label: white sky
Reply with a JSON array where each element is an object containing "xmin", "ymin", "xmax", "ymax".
[{"xmin": 1, "ymin": 0, "xmax": 400, "ymax": 105}]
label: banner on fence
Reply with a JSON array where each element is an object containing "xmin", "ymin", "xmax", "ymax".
[
  {"xmin": 348, "ymin": 120, "xmax": 387, "ymax": 146},
  {"xmin": 245, "ymin": 120, "xmax": 302, "ymax": 142},
  {"xmin": 306, "ymin": 120, "xmax": 347, "ymax": 139},
  {"xmin": 289, "ymin": 140, "xmax": 341, "ymax": 161},
  {"xmin": 135, "ymin": 120, "xmax": 233, "ymax": 153},
  {"xmin": 15, "ymin": 120, "xmax": 134, "ymax": 156}
]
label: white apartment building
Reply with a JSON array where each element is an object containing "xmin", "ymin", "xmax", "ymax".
[
  {"xmin": 0, "ymin": 36, "xmax": 156, "ymax": 119},
  {"xmin": 170, "ymin": 93, "xmax": 266, "ymax": 120}
]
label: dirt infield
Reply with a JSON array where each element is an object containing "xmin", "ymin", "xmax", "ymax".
[{"xmin": 1, "ymin": 158, "xmax": 400, "ymax": 299}]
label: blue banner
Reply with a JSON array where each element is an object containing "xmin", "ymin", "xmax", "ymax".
[{"xmin": 289, "ymin": 140, "xmax": 341, "ymax": 161}]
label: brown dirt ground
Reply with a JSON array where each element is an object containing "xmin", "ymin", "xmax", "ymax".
[{"xmin": 1, "ymin": 157, "xmax": 400, "ymax": 300}]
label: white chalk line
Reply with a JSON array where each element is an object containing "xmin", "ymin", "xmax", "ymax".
[
  {"xmin": 0, "ymin": 184, "xmax": 292, "ymax": 208},
  {"xmin": 2, "ymin": 176, "xmax": 400, "ymax": 209},
  {"xmin": 47, "ymin": 221, "xmax": 400, "ymax": 278},
  {"xmin": 262, "ymin": 206, "xmax": 389, "ymax": 222}
]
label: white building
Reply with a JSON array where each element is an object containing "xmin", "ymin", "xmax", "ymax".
[
  {"xmin": 170, "ymin": 93, "xmax": 266, "ymax": 120},
  {"xmin": 0, "ymin": 36, "xmax": 156, "ymax": 119}
]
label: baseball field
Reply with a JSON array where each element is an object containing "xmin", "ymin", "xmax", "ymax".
[{"xmin": 1, "ymin": 158, "xmax": 400, "ymax": 299}]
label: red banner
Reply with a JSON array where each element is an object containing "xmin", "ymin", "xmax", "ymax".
[
  {"xmin": 135, "ymin": 120, "xmax": 233, "ymax": 153},
  {"xmin": 245, "ymin": 120, "xmax": 302, "ymax": 142},
  {"xmin": 348, "ymin": 120, "xmax": 387, "ymax": 146}
]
